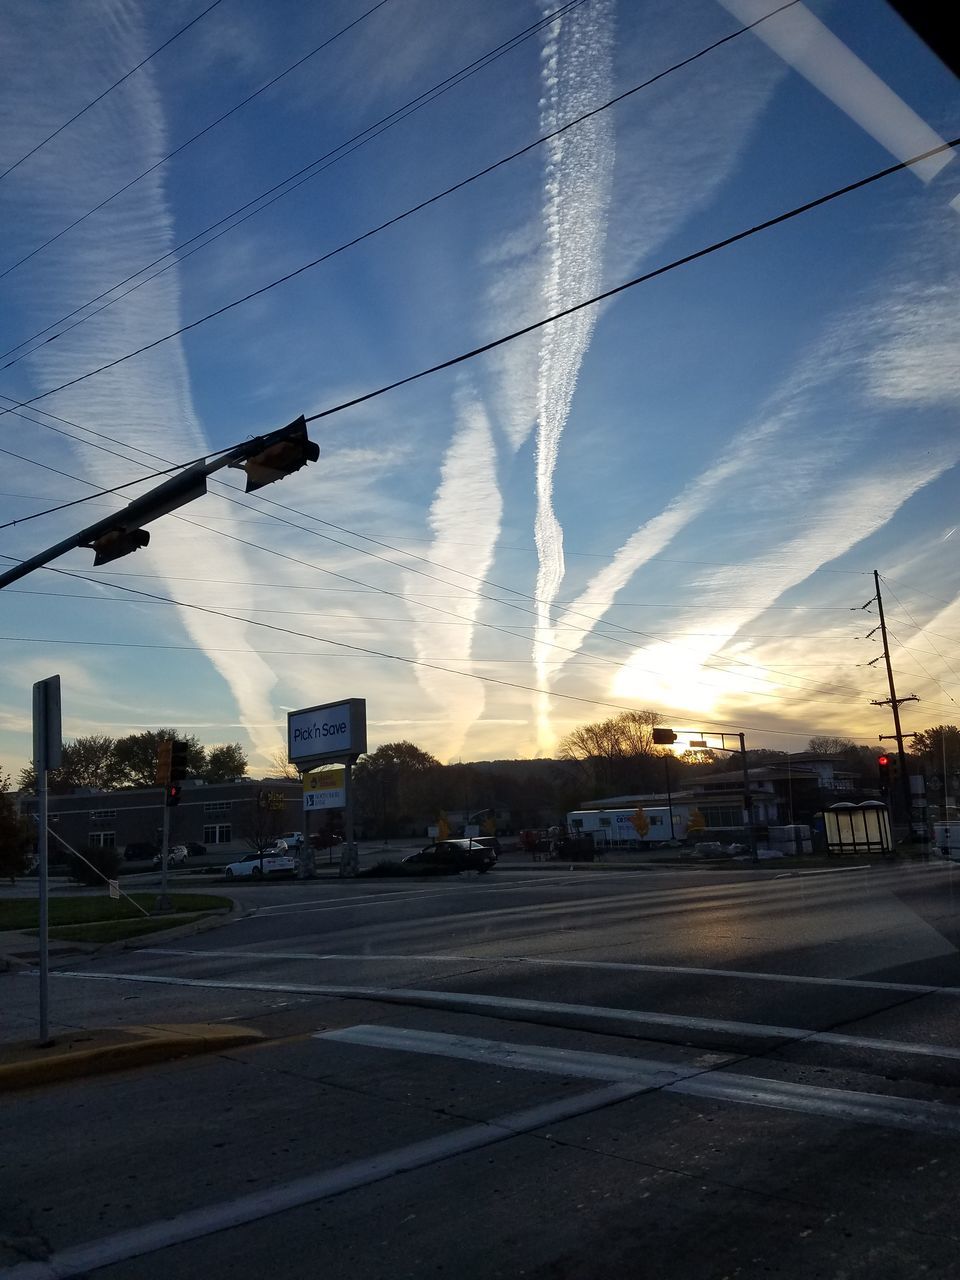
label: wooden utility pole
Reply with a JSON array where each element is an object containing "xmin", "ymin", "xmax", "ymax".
[{"xmin": 872, "ymin": 569, "xmax": 918, "ymax": 835}]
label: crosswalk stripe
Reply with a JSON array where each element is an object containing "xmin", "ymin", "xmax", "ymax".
[{"xmin": 317, "ymin": 1023, "xmax": 960, "ymax": 1136}]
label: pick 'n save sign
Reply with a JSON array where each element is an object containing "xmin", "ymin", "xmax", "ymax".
[{"xmin": 287, "ymin": 698, "xmax": 367, "ymax": 766}]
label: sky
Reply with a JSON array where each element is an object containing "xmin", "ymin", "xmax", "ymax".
[{"xmin": 0, "ymin": 0, "xmax": 957, "ymax": 780}]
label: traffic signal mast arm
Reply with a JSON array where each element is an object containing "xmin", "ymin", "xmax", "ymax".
[{"xmin": 0, "ymin": 416, "xmax": 319, "ymax": 589}]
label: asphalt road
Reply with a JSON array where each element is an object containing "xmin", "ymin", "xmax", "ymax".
[{"xmin": 3, "ymin": 860, "xmax": 960, "ymax": 1279}]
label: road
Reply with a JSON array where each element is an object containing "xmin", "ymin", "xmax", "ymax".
[{"xmin": 3, "ymin": 860, "xmax": 960, "ymax": 1279}]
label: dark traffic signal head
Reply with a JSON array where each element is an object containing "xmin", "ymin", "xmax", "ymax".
[
  {"xmin": 80, "ymin": 528, "xmax": 150, "ymax": 566},
  {"xmin": 652, "ymin": 728, "xmax": 678, "ymax": 745},
  {"xmin": 231, "ymin": 416, "xmax": 320, "ymax": 493},
  {"xmin": 165, "ymin": 783, "xmax": 182, "ymax": 808},
  {"xmin": 170, "ymin": 740, "xmax": 189, "ymax": 783}
]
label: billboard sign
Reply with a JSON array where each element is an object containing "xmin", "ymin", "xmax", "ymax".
[
  {"xmin": 303, "ymin": 767, "xmax": 346, "ymax": 811},
  {"xmin": 288, "ymin": 698, "xmax": 367, "ymax": 767}
]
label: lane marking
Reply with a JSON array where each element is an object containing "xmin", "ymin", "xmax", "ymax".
[
  {"xmin": 318, "ymin": 1024, "xmax": 960, "ymax": 1136},
  {"xmin": 49, "ymin": 970, "xmax": 960, "ymax": 1062},
  {"xmin": 0, "ymin": 1083, "xmax": 644, "ymax": 1280},
  {"xmin": 319, "ymin": 1024, "xmax": 731, "ymax": 1083},
  {"xmin": 142, "ymin": 947, "xmax": 960, "ymax": 997}
]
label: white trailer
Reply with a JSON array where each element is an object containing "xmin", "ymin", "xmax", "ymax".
[{"xmin": 567, "ymin": 806, "xmax": 689, "ymax": 846}]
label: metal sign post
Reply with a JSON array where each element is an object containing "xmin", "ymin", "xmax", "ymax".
[
  {"xmin": 32, "ymin": 675, "xmax": 62, "ymax": 1046},
  {"xmin": 339, "ymin": 760, "xmax": 359, "ymax": 877}
]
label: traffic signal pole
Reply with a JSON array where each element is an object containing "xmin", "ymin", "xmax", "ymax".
[
  {"xmin": 156, "ymin": 798, "xmax": 173, "ymax": 914},
  {"xmin": 0, "ymin": 417, "xmax": 319, "ymax": 590}
]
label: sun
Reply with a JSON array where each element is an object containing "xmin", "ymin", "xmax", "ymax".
[{"xmin": 610, "ymin": 642, "xmax": 727, "ymax": 716}]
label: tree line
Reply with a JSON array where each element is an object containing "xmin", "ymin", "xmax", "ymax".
[{"xmin": 15, "ymin": 730, "xmax": 248, "ymax": 795}]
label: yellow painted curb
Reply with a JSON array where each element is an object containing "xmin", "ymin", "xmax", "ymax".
[{"xmin": 0, "ymin": 1023, "xmax": 263, "ymax": 1092}]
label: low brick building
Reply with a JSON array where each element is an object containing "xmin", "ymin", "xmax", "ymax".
[{"xmin": 18, "ymin": 778, "xmax": 303, "ymax": 860}]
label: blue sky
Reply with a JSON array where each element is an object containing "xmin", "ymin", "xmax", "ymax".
[{"xmin": 0, "ymin": 0, "xmax": 957, "ymax": 778}]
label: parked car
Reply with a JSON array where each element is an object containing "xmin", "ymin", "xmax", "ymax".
[
  {"xmin": 472, "ymin": 836, "xmax": 502, "ymax": 857},
  {"xmin": 153, "ymin": 846, "xmax": 189, "ymax": 868},
  {"xmin": 403, "ymin": 839, "xmax": 497, "ymax": 874},
  {"xmin": 277, "ymin": 832, "xmax": 304, "ymax": 849},
  {"xmin": 181, "ymin": 841, "xmax": 206, "ymax": 857},
  {"xmin": 224, "ymin": 851, "xmax": 298, "ymax": 879}
]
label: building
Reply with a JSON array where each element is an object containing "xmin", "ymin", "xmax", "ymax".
[
  {"xmin": 568, "ymin": 755, "xmax": 860, "ymax": 847},
  {"xmin": 18, "ymin": 778, "xmax": 303, "ymax": 860}
]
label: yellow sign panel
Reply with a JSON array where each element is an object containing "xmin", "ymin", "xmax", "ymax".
[{"xmin": 303, "ymin": 766, "xmax": 346, "ymax": 811}]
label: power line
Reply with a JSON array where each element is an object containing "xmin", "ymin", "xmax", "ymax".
[
  {"xmin": 1, "ymin": 392, "xmax": 882, "ymax": 701},
  {"xmin": 0, "ymin": 0, "xmax": 230, "ymax": 184},
  {"xmin": 881, "ymin": 576, "xmax": 960, "ymax": 690},
  {"xmin": 0, "ymin": 555, "xmax": 897, "ymax": 742},
  {"xmin": 0, "ymin": 0, "xmax": 812, "ymax": 415},
  {"xmin": 0, "ymin": 0, "xmax": 394, "ymax": 284},
  {"xmin": 0, "ymin": 0, "xmax": 589, "ymax": 371}
]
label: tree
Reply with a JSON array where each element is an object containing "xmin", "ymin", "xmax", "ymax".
[
  {"xmin": 558, "ymin": 710, "xmax": 665, "ymax": 797},
  {"xmin": 353, "ymin": 742, "xmax": 442, "ymax": 837},
  {"xmin": 269, "ymin": 748, "xmax": 299, "ymax": 780},
  {"xmin": 808, "ymin": 736, "xmax": 857, "ymax": 756},
  {"xmin": 204, "ymin": 743, "xmax": 248, "ymax": 782},
  {"xmin": 237, "ymin": 790, "xmax": 287, "ymax": 854},
  {"xmin": 0, "ymin": 770, "xmax": 33, "ymax": 881},
  {"xmin": 17, "ymin": 734, "xmax": 122, "ymax": 794},
  {"xmin": 112, "ymin": 730, "xmax": 206, "ymax": 787}
]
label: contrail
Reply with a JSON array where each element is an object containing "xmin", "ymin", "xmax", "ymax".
[{"xmin": 533, "ymin": 0, "xmax": 616, "ymax": 751}]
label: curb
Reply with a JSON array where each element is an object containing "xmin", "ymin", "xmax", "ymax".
[{"xmin": 0, "ymin": 1023, "xmax": 264, "ymax": 1092}]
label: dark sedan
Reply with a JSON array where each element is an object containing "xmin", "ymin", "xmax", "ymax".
[{"xmin": 403, "ymin": 839, "xmax": 497, "ymax": 874}]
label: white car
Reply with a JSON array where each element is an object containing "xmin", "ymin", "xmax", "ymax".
[
  {"xmin": 277, "ymin": 832, "xmax": 304, "ymax": 849},
  {"xmin": 224, "ymin": 851, "xmax": 298, "ymax": 879},
  {"xmin": 153, "ymin": 846, "xmax": 188, "ymax": 868}
]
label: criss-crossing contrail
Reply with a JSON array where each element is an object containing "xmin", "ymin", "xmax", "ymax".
[{"xmin": 533, "ymin": 0, "xmax": 616, "ymax": 751}]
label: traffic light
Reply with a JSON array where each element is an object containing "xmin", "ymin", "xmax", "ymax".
[
  {"xmin": 165, "ymin": 784, "xmax": 182, "ymax": 808},
  {"xmin": 80, "ymin": 528, "xmax": 150, "ymax": 566},
  {"xmin": 155, "ymin": 739, "xmax": 172, "ymax": 785},
  {"xmin": 652, "ymin": 728, "xmax": 678, "ymax": 745},
  {"xmin": 170, "ymin": 740, "xmax": 189, "ymax": 783},
  {"xmin": 877, "ymin": 755, "xmax": 890, "ymax": 793},
  {"xmin": 231, "ymin": 416, "xmax": 320, "ymax": 493}
]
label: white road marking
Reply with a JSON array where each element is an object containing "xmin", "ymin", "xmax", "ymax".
[
  {"xmin": 319, "ymin": 1024, "xmax": 731, "ymax": 1084},
  {"xmin": 317, "ymin": 1023, "xmax": 960, "ymax": 1136},
  {"xmin": 0, "ymin": 1083, "xmax": 644, "ymax": 1280},
  {"xmin": 143, "ymin": 946, "xmax": 960, "ymax": 997},
  {"xmin": 50, "ymin": 970, "xmax": 960, "ymax": 1062}
]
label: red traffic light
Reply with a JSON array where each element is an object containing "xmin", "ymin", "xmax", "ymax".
[
  {"xmin": 878, "ymin": 754, "xmax": 889, "ymax": 766},
  {"xmin": 165, "ymin": 784, "xmax": 182, "ymax": 808}
]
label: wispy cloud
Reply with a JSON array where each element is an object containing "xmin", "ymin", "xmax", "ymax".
[
  {"xmin": 404, "ymin": 388, "xmax": 503, "ymax": 759},
  {"xmin": 1, "ymin": 2, "xmax": 282, "ymax": 767}
]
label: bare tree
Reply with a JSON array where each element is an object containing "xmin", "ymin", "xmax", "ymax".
[{"xmin": 808, "ymin": 736, "xmax": 857, "ymax": 756}]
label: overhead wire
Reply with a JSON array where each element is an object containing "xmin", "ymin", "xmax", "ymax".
[
  {"xmin": 0, "ymin": 0, "xmax": 394, "ymax": 284},
  {"xmin": 0, "ymin": 554, "xmax": 903, "ymax": 742},
  {"xmin": 0, "ymin": 0, "xmax": 230, "ymax": 184},
  {"xmin": 0, "ymin": 0, "xmax": 590, "ymax": 371},
  {"xmin": 0, "ymin": 389, "xmax": 901, "ymax": 704},
  {"xmin": 2, "ymin": 395, "xmax": 887, "ymax": 705},
  {"xmin": 0, "ymin": 0, "xmax": 814, "ymax": 416}
]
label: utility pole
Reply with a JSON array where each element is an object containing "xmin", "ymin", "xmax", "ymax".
[{"xmin": 871, "ymin": 569, "xmax": 918, "ymax": 836}]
